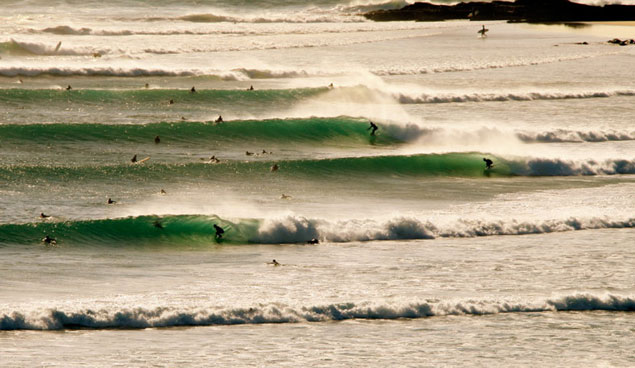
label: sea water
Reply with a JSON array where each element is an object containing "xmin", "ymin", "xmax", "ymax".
[{"xmin": 1, "ymin": 0, "xmax": 634, "ymax": 366}]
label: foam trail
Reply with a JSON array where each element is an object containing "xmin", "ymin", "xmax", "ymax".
[
  {"xmin": 395, "ymin": 89, "xmax": 635, "ymax": 104},
  {"xmin": 517, "ymin": 129, "xmax": 635, "ymax": 143},
  {"xmin": 1, "ymin": 293, "xmax": 633, "ymax": 330}
]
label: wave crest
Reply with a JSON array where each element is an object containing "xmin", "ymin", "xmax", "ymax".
[{"xmin": 2, "ymin": 293, "xmax": 634, "ymax": 330}]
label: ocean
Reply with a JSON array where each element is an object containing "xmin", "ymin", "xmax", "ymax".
[{"xmin": 1, "ymin": 0, "xmax": 634, "ymax": 366}]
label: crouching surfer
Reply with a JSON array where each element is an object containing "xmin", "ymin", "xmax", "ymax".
[{"xmin": 214, "ymin": 224, "xmax": 225, "ymax": 239}]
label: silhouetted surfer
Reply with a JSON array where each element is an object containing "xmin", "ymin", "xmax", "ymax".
[
  {"xmin": 214, "ymin": 224, "xmax": 225, "ymax": 239},
  {"xmin": 246, "ymin": 151, "xmax": 254, "ymax": 156},
  {"xmin": 248, "ymin": 85, "xmax": 254, "ymax": 91},
  {"xmin": 191, "ymin": 86, "xmax": 196, "ymax": 93},
  {"xmin": 215, "ymin": 115, "xmax": 223, "ymax": 123},
  {"xmin": 368, "ymin": 121, "xmax": 378, "ymax": 136},
  {"xmin": 160, "ymin": 189, "xmax": 167, "ymax": 195},
  {"xmin": 66, "ymin": 85, "xmax": 72, "ymax": 91},
  {"xmin": 154, "ymin": 135, "xmax": 160, "ymax": 144},
  {"xmin": 40, "ymin": 212, "xmax": 50, "ymax": 219},
  {"xmin": 131, "ymin": 154, "xmax": 137, "ymax": 163},
  {"xmin": 42, "ymin": 235, "xmax": 56, "ymax": 245},
  {"xmin": 268, "ymin": 259, "xmax": 280, "ymax": 266},
  {"xmin": 107, "ymin": 198, "xmax": 116, "ymax": 204},
  {"xmin": 478, "ymin": 25, "xmax": 488, "ymax": 37},
  {"xmin": 169, "ymin": 99, "xmax": 174, "ymax": 105},
  {"xmin": 483, "ymin": 158, "xmax": 493, "ymax": 169},
  {"xmin": 153, "ymin": 220, "xmax": 164, "ymax": 229},
  {"xmin": 307, "ymin": 238, "xmax": 319, "ymax": 244},
  {"xmin": 270, "ymin": 163, "xmax": 279, "ymax": 172}
]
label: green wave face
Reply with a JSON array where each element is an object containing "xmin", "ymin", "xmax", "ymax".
[
  {"xmin": 0, "ymin": 215, "xmax": 259, "ymax": 248},
  {"xmin": 0, "ymin": 153, "xmax": 511, "ymax": 184},
  {"xmin": 0, "ymin": 87, "xmax": 327, "ymax": 105},
  {"xmin": 0, "ymin": 117, "xmax": 397, "ymax": 146}
]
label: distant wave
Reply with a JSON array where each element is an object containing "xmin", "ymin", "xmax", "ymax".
[
  {"xmin": 394, "ymin": 89, "xmax": 635, "ymax": 104},
  {"xmin": 517, "ymin": 129, "xmax": 635, "ymax": 143},
  {"xmin": 374, "ymin": 52, "xmax": 622, "ymax": 76},
  {"xmin": 141, "ymin": 12, "xmax": 364, "ymax": 24},
  {"xmin": 0, "ymin": 214, "xmax": 632, "ymax": 247},
  {"xmin": 0, "ymin": 66, "xmax": 315, "ymax": 79},
  {"xmin": 1, "ymin": 293, "xmax": 634, "ymax": 330},
  {"xmin": 0, "ymin": 39, "xmax": 100, "ymax": 56}
]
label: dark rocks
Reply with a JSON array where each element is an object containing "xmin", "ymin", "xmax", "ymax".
[
  {"xmin": 608, "ymin": 38, "xmax": 635, "ymax": 46},
  {"xmin": 363, "ymin": 0, "xmax": 635, "ymax": 23}
]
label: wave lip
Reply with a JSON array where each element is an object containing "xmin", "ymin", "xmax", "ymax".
[
  {"xmin": 0, "ymin": 215, "xmax": 632, "ymax": 247},
  {"xmin": 1, "ymin": 293, "xmax": 633, "ymax": 330}
]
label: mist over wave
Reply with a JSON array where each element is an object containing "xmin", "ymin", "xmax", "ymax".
[{"xmin": 1, "ymin": 293, "xmax": 633, "ymax": 330}]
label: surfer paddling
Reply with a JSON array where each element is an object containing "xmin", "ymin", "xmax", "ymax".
[
  {"xmin": 483, "ymin": 158, "xmax": 494, "ymax": 170},
  {"xmin": 42, "ymin": 235, "xmax": 56, "ymax": 245},
  {"xmin": 268, "ymin": 259, "xmax": 280, "ymax": 266},
  {"xmin": 40, "ymin": 212, "xmax": 51, "ymax": 219}
]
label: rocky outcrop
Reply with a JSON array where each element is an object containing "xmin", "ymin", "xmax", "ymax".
[{"xmin": 363, "ymin": 0, "xmax": 635, "ymax": 22}]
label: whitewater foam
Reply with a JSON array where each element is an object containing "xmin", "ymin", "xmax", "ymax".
[{"xmin": 1, "ymin": 293, "xmax": 633, "ymax": 330}]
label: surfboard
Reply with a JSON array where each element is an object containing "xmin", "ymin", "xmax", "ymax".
[{"xmin": 134, "ymin": 157, "xmax": 150, "ymax": 164}]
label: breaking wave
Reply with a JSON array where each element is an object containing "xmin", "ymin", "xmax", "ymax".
[
  {"xmin": 1, "ymin": 293, "xmax": 634, "ymax": 330},
  {"xmin": 1, "ymin": 155, "xmax": 634, "ymax": 184},
  {"xmin": 0, "ymin": 214, "xmax": 632, "ymax": 247},
  {"xmin": 0, "ymin": 39, "xmax": 100, "ymax": 56},
  {"xmin": 517, "ymin": 129, "xmax": 635, "ymax": 143},
  {"xmin": 394, "ymin": 89, "xmax": 635, "ymax": 104}
]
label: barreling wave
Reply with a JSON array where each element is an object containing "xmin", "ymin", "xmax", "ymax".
[
  {"xmin": 0, "ymin": 117, "xmax": 396, "ymax": 146},
  {"xmin": 516, "ymin": 129, "xmax": 635, "ymax": 143},
  {"xmin": 0, "ymin": 214, "xmax": 632, "ymax": 247},
  {"xmin": 1, "ymin": 155, "xmax": 634, "ymax": 183},
  {"xmin": 1, "ymin": 293, "xmax": 634, "ymax": 330}
]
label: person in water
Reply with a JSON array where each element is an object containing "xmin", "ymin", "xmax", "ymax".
[
  {"xmin": 154, "ymin": 135, "xmax": 160, "ymax": 144},
  {"xmin": 40, "ymin": 212, "xmax": 50, "ymax": 219},
  {"xmin": 269, "ymin": 259, "xmax": 280, "ymax": 266},
  {"xmin": 215, "ymin": 115, "xmax": 223, "ymax": 123},
  {"xmin": 483, "ymin": 158, "xmax": 494, "ymax": 169},
  {"xmin": 131, "ymin": 154, "xmax": 137, "ymax": 163},
  {"xmin": 248, "ymin": 85, "xmax": 254, "ymax": 91},
  {"xmin": 368, "ymin": 121, "xmax": 378, "ymax": 136},
  {"xmin": 214, "ymin": 224, "xmax": 225, "ymax": 239},
  {"xmin": 270, "ymin": 163, "xmax": 279, "ymax": 172},
  {"xmin": 107, "ymin": 198, "xmax": 116, "ymax": 204},
  {"xmin": 191, "ymin": 86, "xmax": 196, "ymax": 93},
  {"xmin": 42, "ymin": 235, "xmax": 56, "ymax": 245},
  {"xmin": 307, "ymin": 238, "xmax": 319, "ymax": 244},
  {"xmin": 153, "ymin": 220, "xmax": 164, "ymax": 229}
]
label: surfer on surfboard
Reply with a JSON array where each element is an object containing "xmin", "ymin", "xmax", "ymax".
[
  {"xmin": 483, "ymin": 158, "xmax": 494, "ymax": 169},
  {"xmin": 214, "ymin": 224, "xmax": 225, "ymax": 239}
]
